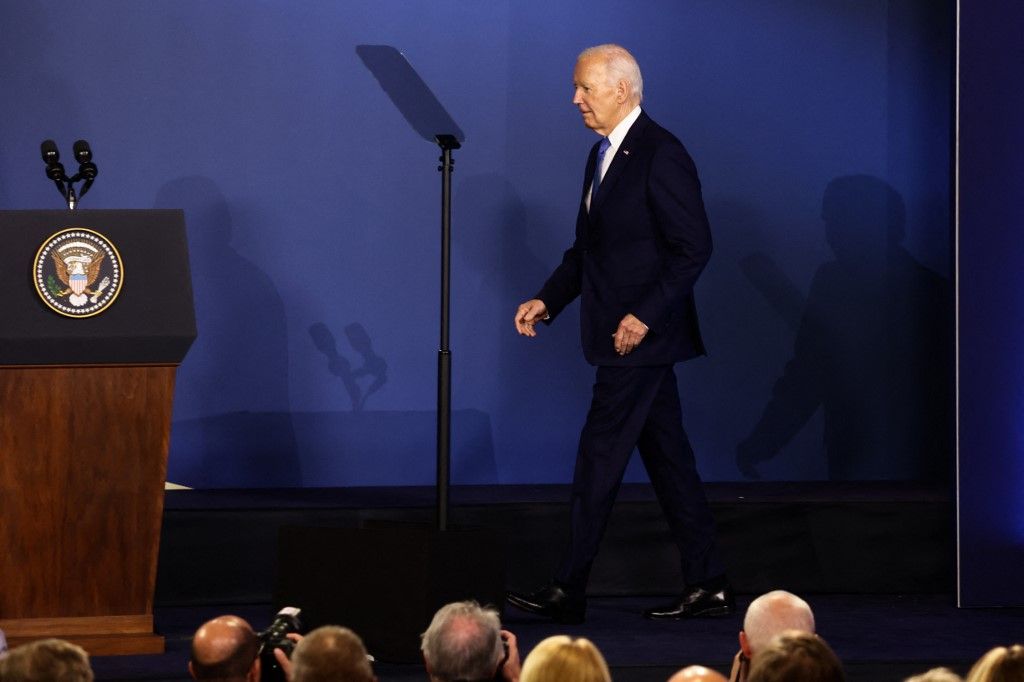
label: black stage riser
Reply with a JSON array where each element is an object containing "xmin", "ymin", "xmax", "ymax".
[{"xmin": 155, "ymin": 484, "xmax": 953, "ymax": 606}]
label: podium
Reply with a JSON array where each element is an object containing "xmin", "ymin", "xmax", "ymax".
[{"xmin": 0, "ymin": 210, "xmax": 196, "ymax": 655}]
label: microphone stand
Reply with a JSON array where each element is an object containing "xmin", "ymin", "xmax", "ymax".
[{"xmin": 435, "ymin": 133, "xmax": 459, "ymax": 532}]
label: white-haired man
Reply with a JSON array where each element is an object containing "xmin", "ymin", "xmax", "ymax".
[
  {"xmin": 510, "ymin": 42, "xmax": 729, "ymax": 624},
  {"xmin": 421, "ymin": 601, "xmax": 520, "ymax": 682}
]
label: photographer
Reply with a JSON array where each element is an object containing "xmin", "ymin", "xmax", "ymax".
[
  {"xmin": 277, "ymin": 627, "xmax": 375, "ymax": 682},
  {"xmin": 421, "ymin": 601, "xmax": 521, "ymax": 682},
  {"xmin": 729, "ymin": 591, "xmax": 816, "ymax": 682},
  {"xmin": 189, "ymin": 616, "xmax": 261, "ymax": 682}
]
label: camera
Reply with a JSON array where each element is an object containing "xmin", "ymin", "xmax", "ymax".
[{"xmin": 257, "ymin": 607, "xmax": 302, "ymax": 682}]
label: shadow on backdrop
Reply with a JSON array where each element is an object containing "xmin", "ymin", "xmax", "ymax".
[
  {"xmin": 454, "ymin": 172, "xmax": 593, "ymax": 482},
  {"xmin": 156, "ymin": 176, "xmax": 300, "ymax": 487},
  {"xmin": 737, "ymin": 174, "xmax": 952, "ymax": 481},
  {"xmin": 308, "ymin": 322, "xmax": 387, "ymax": 412}
]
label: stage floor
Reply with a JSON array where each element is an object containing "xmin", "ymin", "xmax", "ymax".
[
  {"xmin": 80, "ymin": 482, "xmax": 1008, "ymax": 680},
  {"xmin": 89, "ymin": 594, "xmax": 1024, "ymax": 682}
]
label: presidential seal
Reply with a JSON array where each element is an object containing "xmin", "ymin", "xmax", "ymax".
[{"xmin": 34, "ymin": 228, "xmax": 123, "ymax": 318}]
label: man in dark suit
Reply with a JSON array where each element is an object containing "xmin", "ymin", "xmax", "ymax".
[{"xmin": 508, "ymin": 44, "xmax": 731, "ymax": 623}]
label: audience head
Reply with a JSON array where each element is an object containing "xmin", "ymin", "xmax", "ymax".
[
  {"xmin": 421, "ymin": 601, "xmax": 506, "ymax": 682},
  {"xmin": 747, "ymin": 630, "xmax": 843, "ymax": 682},
  {"xmin": 289, "ymin": 626, "xmax": 375, "ymax": 682},
  {"xmin": 519, "ymin": 635, "xmax": 611, "ymax": 682},
  {"xmin": 966, "ymin": 645, "xmax": 1024, "ymax": 682},
  {"xmin": 668, "ymin": 664, "xmax": 728, "ymax": 682},
  {"xmin": 0, "ymin": 638, "xmax": 94, "ymax": 682},
  {"xmin": 905, "ymin": 667, "xmax": 963, "ymax": 682},
  {"xmin": 741, "ymin": 590, "xmax": 816, "ymax": 658},
  {"xmin": 189, "ymin": 615, "xmax": 260, "ymax": 682}
]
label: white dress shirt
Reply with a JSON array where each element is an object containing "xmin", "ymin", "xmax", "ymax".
[{"xmin": 586, "ymin": 105, "xmax": 643, "ymax": 210}]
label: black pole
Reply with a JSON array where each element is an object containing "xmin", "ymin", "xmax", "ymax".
[{"xmin": 435, "ymin": 134, "xmax": 460, "ymax": 531}]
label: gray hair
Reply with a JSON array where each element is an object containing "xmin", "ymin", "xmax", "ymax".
[
  {"xmin": 0, "ymin": 638, "xmax": 93, "ymax": 682},
  {"xmin": 743, "ymin": 590, "xmax": 816, "ymax": 655},
  {"xmin": 421, "ymin": 601, "xmax": 503, "ymax": 682},
  {"xmin": 579, "ymin": 44, "xmax": 644, "ymax": 102}
]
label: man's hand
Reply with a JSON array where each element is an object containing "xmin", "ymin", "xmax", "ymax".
[
  {"xmin": 613, "ymin": 313, "xmax": 648, "ymax": 355},
  {"xmin": 500, "ymin": 630, "xmax": 521, "ymax": 682},
  {"xmin": 273, "ymin": 633, "xmax": 304, "ymax": 681},
  {"xmin": 514, "ymin": 299, "xmax": 548, "ymax": 337},
  {"xmin": 728, "ymin": 650, "xmax": 750, "ymax": 682}
]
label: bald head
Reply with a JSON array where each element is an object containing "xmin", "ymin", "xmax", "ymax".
[
  {"xmin": 668, "ymin": 665, "xmax": 728, "ymax": 682},
  {"xmin": 741, "ymin": 591, "xmax": 815, "ymax": 656},
  {"xmin": 190, "ymin": 615, "xmax": 259, "ymax": 681}
]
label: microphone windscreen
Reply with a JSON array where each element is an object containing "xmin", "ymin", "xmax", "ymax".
[
  {"xmin": 73, "ymin": 139, "xmax": 92, "ymax": 163},
  {"xmin": 41, "ymin": 139, "xmax": 59, "ymax": 163}
]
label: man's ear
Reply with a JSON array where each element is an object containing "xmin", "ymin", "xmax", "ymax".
[
  {"xmin": 423, "ymin": 652, "xmax": 433, "ymax": 675},
  {"xmin": 616, "ymin": 79, "xmax": 628, "ymax": 103},
  {"xmin": 739, "ymin": 630, "xmax": 752, "ymax": 657},
  {"xmin": 249, "ymin": 655, "xmax": 261, "ymax": 682},
  {"xmin": 188, "ymin": 661, "xmax": 196, "ymax": 680}
]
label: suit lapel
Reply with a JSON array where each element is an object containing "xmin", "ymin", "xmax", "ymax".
[{"xmin": 591, "ymin": 111, "xmax": 650, "ymax": 213}]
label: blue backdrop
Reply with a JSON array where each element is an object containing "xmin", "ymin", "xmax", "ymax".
[
  {"xmin": 957, "ymin": 0, "xmax": 1024, "ymax": 607},
  {"xmin": 0, "ymin": 1, "xmax": 952, "ymax": 487}
]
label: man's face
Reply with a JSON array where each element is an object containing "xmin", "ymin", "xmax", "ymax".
[{"xmin": 572, "ymin": 56, "xmax": 627, "ymax": 136}]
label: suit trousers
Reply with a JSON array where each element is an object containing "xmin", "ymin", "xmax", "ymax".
[{"xmin": 555, "ymin": 365, "xmax": 723, "ymax": 592}]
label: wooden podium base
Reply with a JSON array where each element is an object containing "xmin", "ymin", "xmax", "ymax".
[
  {"xmin": 0, "ymin": 366, "xmax": 176, "ymax": 657},
  {"xmin": 0, "ymin": 615, "xmax": 165, "ymax": 656}
]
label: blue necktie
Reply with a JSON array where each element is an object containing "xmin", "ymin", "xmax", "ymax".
[{"xmin": 591, "ymin": 137, "xmax": 611, "ymax": 201}]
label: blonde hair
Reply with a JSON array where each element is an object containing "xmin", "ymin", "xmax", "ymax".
[
  {"xmin": 966, "ymin": 645, "xmax": 1024, "ymax": 682},
  {"xmin": 905, "ymin": 667, "xmax": 963, "ymax": 682},
  {"xmin": 520, "ymin": 636, "xmax": 611, "ymax": 682}
]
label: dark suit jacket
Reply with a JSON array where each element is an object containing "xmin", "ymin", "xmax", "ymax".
[{"xmin": 537, "ymin": 110, "xmax": 712, "ymax": 366}]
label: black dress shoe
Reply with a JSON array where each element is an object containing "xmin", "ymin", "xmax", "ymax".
[
  {"xmin": 506, "ymin": 584, "xmax": 586, "ymax": 624},
  {"xmin": 643, "ymin": 580, "xmax": 735, "ymax": 620}
]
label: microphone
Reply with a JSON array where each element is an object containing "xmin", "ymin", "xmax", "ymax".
[
  {"xmin": 40, "ymin": 139, "xmax": 68, "ymax": 197},
  {"xmin": 41, "ymin": 139, "xmax": 60, "ymax": 166},
  {"xmin": 73, "ymin": 139, "xmax": 98, "ymax": 196},
  {"xmin": 73, "ymin": 139, "xmax": 92, "ymax": 164},
  {"xmin": 39, "ymin": 138, "xmax": 99, "ymax": 208}
]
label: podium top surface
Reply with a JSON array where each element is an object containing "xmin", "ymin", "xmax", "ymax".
[{"xmin": 0, "ymin": 210, "xmax": 197, "ymax": 366}]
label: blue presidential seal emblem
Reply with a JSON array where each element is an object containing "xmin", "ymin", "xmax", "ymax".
[{"xmin": 34, "ymin": 228, "xmax": 123, "ymax": 318}]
